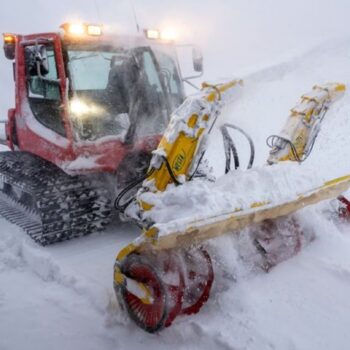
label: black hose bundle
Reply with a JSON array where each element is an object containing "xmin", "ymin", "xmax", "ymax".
[
  {"xmin": 220, "ymin": 123, "xmax": 255, "ymax": 173},
  {"xmin": 116, "ymin": 124, "xmax": 255, "ymax": 213},
  {"xmin": 266, "ymin": 135, "xmax": 302, "ymax": 162},
  {"xmin": 114, "ymin": 168, "xmax": 155, "ymax": 213},
  {"xmin": 114, "ymin": 156, "xmax": 181, "ymax": 214}
]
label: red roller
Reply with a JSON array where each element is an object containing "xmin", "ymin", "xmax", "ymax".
[
  {"xmin": 119, "ymin": 254, "xmax": 167, "ymax": 333},
  {"xmin": 338, "ymin": 196, "xmax": 350, "ymax": 219},
  {"xmin": 118, "ymin": 252, "xmax": 185, "ymax": 332},
  {"xmin": 253, "ymin": 216, "xmax": 303, "ymax": 269},
  {"xmin": 181, "ymin": 248, "xmax": 214, "ymax": 316},
  {"xmin": 163, "ymin": 252, "xmax": 185, "ymax": 327}
]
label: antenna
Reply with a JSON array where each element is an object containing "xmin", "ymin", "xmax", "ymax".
[
  {"xmin": 128, "ymin": 0, "xmax": 140, "ymax": 33},
  {"xmin": 93, "ymin": 0, "xmax": 102, "ymax": 22}
]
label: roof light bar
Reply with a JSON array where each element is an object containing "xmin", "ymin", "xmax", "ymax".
[
  {"xmin": 61, "ymin": 23, "xmax": 103, "ymax": 37},
  {"xmin": 144, "ymin": 28, "xmax": 178, "ymax": 42},
  {"xmin": 87, "ymin": 25, "xmax": 103, "ymax": 36},
  {"xmin": 144, "ymin": 29, "xmax": 160, "ymax": 40},
  {"xmin": 67, "ymin": 23, "xmax": 86, "ymax": 36},
  {"xmin": 160, "ymin": 28, "xmax": 178, "ymax": 41}
]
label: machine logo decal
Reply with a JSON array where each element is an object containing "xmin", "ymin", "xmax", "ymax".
[{"xmin": 173, "ymin": 150, "xmax": 186, "ymax": 172}]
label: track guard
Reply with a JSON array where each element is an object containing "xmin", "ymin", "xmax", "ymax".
[{"xmin": 6, "ymin": 108, "xmax": 16, "ymax": 150}]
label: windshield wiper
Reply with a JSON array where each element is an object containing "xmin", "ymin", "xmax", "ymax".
[{"xmin": 70, "ymin": 53, "xmax": 100, "ymax": 62}]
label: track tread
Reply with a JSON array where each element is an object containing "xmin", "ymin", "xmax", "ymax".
[{"xmin": 0, "ymin": 151, "xmax": 112, "ymax": 245}]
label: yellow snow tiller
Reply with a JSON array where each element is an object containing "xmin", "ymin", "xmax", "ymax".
[{"xmin": 113, "ymin": 81, "xmax": 350, "ymax": 333}]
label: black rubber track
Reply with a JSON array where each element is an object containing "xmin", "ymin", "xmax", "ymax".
[{"xmin": 0, "ymin": 151, "xmax": 112, "ymax": 245}]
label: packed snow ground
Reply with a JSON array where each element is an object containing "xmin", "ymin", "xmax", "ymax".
[{"xmin": 1, "ymin": 36, "xmax": 350, "ymax": 350}]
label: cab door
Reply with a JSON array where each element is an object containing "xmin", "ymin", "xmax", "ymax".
[{"xmin": 15, "ymin": 34, "xmax": 75, "ymax": 166}]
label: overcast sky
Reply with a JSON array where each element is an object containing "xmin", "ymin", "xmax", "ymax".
[{"xmin": 1, "ymin": 0, "xmax": 350, "ymax": 116}]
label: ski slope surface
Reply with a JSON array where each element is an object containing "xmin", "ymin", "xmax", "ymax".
[{"xmin": 2, "ymin": 2, "xmax": 350, "ymax": 350}]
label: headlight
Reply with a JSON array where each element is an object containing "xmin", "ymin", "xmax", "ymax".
[{"xmin": 70, "ymin": 99, "xmax": 104, "ymax": 118}]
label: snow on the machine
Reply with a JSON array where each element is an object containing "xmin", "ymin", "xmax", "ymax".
[{"xmin": 141, "ymin": 162, "xmax": 335, "ymax": 231}]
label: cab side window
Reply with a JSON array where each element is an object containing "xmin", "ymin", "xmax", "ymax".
[
  {"xmin": 155, "ymin": 51, "xmax": 184, "ymax": 110},
  {"xmin": 25, "ymin": 45, "xmax": 66, "ymax": 137},
  {"xmin": 125, "ymin": 49, "xmax": 169, "ymax": 138}
]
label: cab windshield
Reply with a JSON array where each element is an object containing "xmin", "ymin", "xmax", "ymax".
[{"xmin": 67, "ymin": 46, "xmax": 182, "ymax": 142}]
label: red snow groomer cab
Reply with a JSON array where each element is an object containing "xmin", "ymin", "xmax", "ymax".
[{"xmin": 1, "ymin": 23, "xmax": 203, "ymax": 245}]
